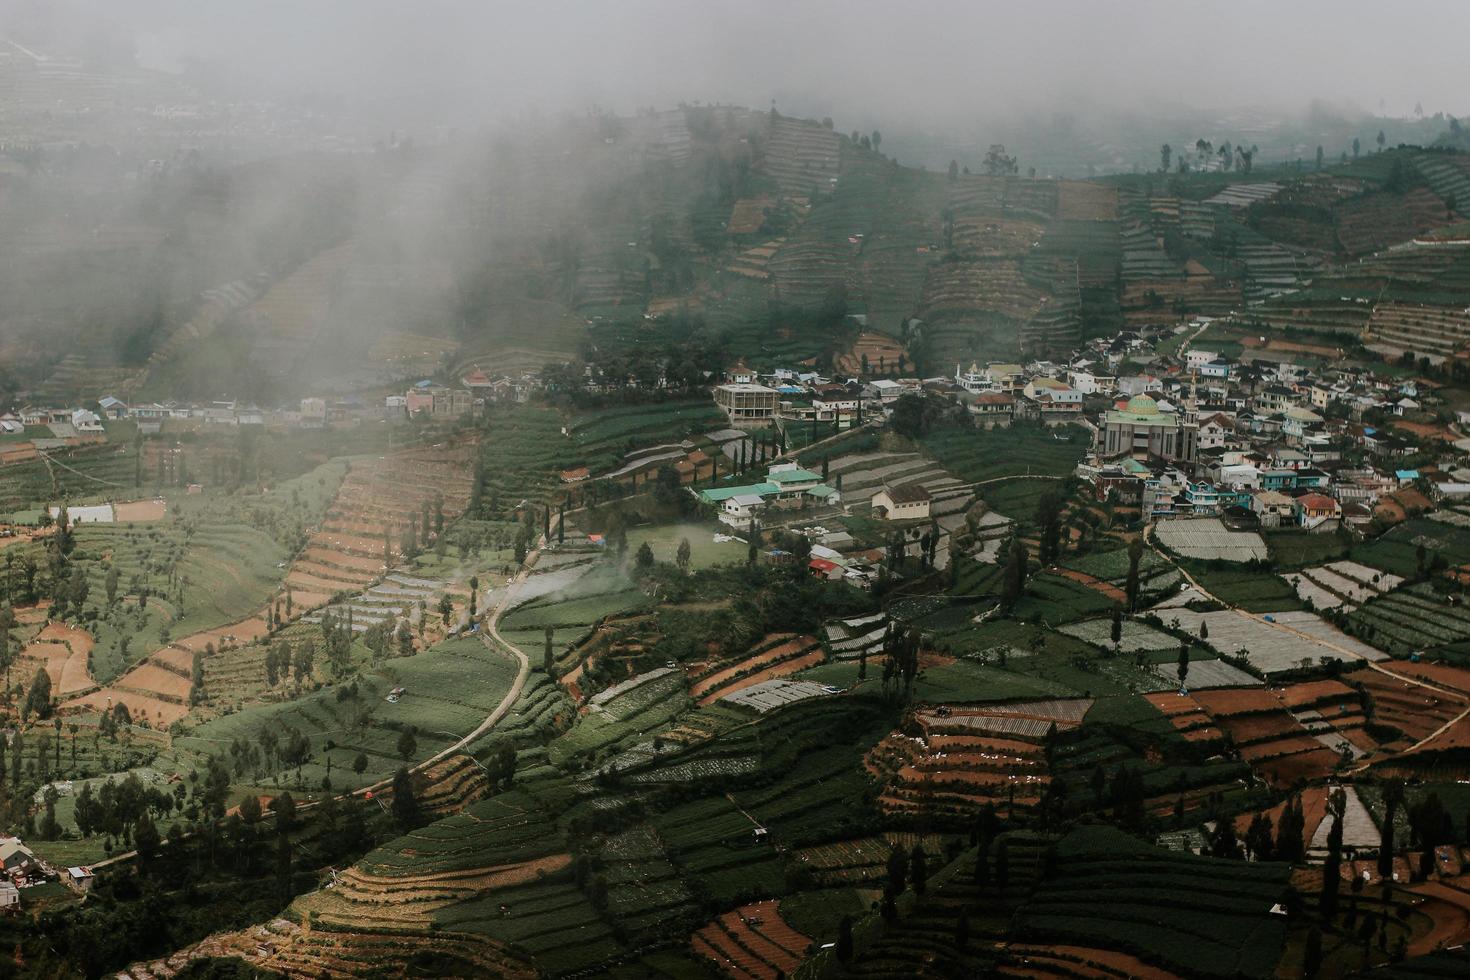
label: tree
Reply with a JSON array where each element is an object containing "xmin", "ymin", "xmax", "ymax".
[
  {"xmin": 133, "ymin": 812, "xmax": 162, "ymax": 871},
  {"xmin": 886, "ymin": 845, "xmax": 909, "ymax": 896},
  {"xmin": 1353, "ymin": 136, "xmax": 1361, "ymax": 159},
  {"xmin": 1177, "ymin": 641, "xmax": 1190, "ymax": 690},
  {"xmin": 947, "ymin": 159, "xmax": 959, "ymax": 182},
  {"xmin": 1321, "ymin": 788, "xmax": 1347, "ymax": 918},
  {"xmin": 1377, "ymin": 129, "xmax": 1387, "ymax": 152},
  {"xmin": 1303, "ymin": 926, "xmax": 1322, "ymax": 979},
  {"xmin": 390, "ymin": 767, "xmax": 420, "ymax": 830},
  {"xmin": 983, "ymin": 143, "xmax": 1018, "ymax": 176},
  {"xmin": 1001, "ymin": 541, "xmax": 1028, "ymax": 610},
  {"xmin": 23, "ymin": 666, "xmax": 52, "ymax": 721},
  {"xmin": 239, "ymin": 794, "xmax": 263, "ymax": 825},
  {"xmin": 676, "ymin": 538, "xmax": 692, "ymax": 575},
  {"xmin": 1036, "ymin": 489, "xmax": 1063, "ymax": 564},
  {"xmin": 1125, "ymin": 537, "xmax": 1144, "ymax": 611},
  {"xmin": 1380, "ymin": 778, "xmax": 1404, "ymax": 880},
  {"xmin": 1110, "ymin": 607, "xmax": 1123, "ymax": 648},
  {"xmin": 910, "ymin": 841, "xmax": 929, "ymax": 894},
  {"xmin": 836, "ymin": 915, "xmax": 853, "ymax": 964},
  {"xmin": 1316, "ymin": 145, "xmax": 1325, "ymax": 170},
  {"xmin": 635, "ymin": 541, "xmax": 655, "ymax": 569},
  {"xmin": 1160, "ymin": 143, "xmax": 1172, "ymax": 172},
  {"xmin": 352, "ymin": 752, "xmax": 369, "ymax": 775},
  {"xmin": 397, "ymin": 728, "xmax": 418, "ymax": 761}
]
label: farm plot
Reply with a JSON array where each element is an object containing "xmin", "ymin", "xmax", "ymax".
[
  {"xmin": 181, "ymin": 639, "xmax": 520, "ymax": 790},
  {"xmin": 565, "ymin": 400, "xmax": 725, "ymax": 475},
  {"xmin": 1159, "ymin": 688, "xmax": 1343, "ymax": 787},
  {"xmin": 549, "ymin": 668, "xmax": 689, "ymax": 766},
  {"xmin": 823, "ymin": 612, "xmax": 888, "ymax": 661},
  {"xmin": 691, "ymin": 633, "xmax": 825, "ymax": 706},
  {"xmin": 1155, "ymin": 518, "xmax": 1267, "ymax": 562},
  {"xmin": 623, "ymin": 523, "xmax": 745, "ymax": 570},
  {"xmin": 1013, "ymin": 825, "xmax": 1292, "ymax": 979},
  {"xmin": 1151, "ymin": 607, "xmax": 1385, "ymax": 676},
  {"xmin": 869, "ymin": 713, "xmax": 1052, "ymax": 820},
  {"xmin": 722, "ymin": 679, "xmax": 833, "ymax": 713},
  {"xmin": 919, "ymin": 423, "xmax": 1089, "ymax": 485},
  {"xmin": 1059, "ymin": 617, "xmax": 1176, "ymax": 654},
  {"xmin": 1349, "ymin": 582, "xmax": 1470, "ymax": 656},
  {"xmin": 690, "ymin": 899, "xmax": 812, "ymax": 980},
  {"xmin": 1285, "ymin": 561, "xmax": 1403, "ymax": 611},
  {"xmin": 791, "ymin": 832, "xmax": 950, "ymax": 887},
  {"xmin": 16, "ymin": 622, "xmax": 95, "ymax": 696}
]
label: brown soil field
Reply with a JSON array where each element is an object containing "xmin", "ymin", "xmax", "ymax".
[
  {"xmin": 65, "ymin": 687, "xmax": 189, "ymax": 728},
  {"xmin": 698, "ymin": 648, "xmax": 825, "ymax": 706},
  {"xmin": 21, "ymin": 623, "xmax": 95, "ymax": 695},
  {"xmin": 1054, "ymin": 567, "xmax": 1127, "ymax": 602},
  {"xmin": 1254, "ymin": 747, "xmax": 1340, "ymax": 786},
  {"xmin": 114, "ymin": 499, "xmax": 167, "ymax": 522},
  {"xmin": 691, "ymin": 634, "xmax": 812, "ymax": 698},
  {"xmin": 1193, "ymin": 687, "xmax": 1283, "ymax": 716},
  {"xmin": 119, "ymin": 663, "xmax": 191, "ymax": 700},
  {"xmin": 172, "ymin": 614, "xmax": 270, "ymax": 653}
]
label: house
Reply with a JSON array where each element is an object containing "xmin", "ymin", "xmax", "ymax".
[
  {"xmin": 461, "ymin": 367, "xmax": 494, "ymax": 391},
  {"xmin": 871, "ymin": 484, "xmax": 932, "ymax": 521},
  {"xmin": 868, "ymin": 379, "xmax": 905, "ymax": 403},
  {"xmin": 0, "ymin": 881, "xmax": 17, "ymax": 909},
  {"xmin": 713, "ymin": 383, "xmax": 778, "ymax": 427},
  {"xmin": 1199, "ymin": 358, "xmax": 1231, "ymax": 380},
  {"xmin": 0, "ymin": 839, "xmax": 35, "ymax": 872},
  {"xmin": 954, "ymin": 363, "xmax": 996, "ymax": 393},
  {"xmin": 1197, "ymin": 413, "xmax": 1233, "ymax": 450},
  {"xmin": 97, "ymin": 396, "xmax": 128, "ymax": 419},
  {"xmin": 724, "ymin": 362, "xmax": 758, "ymax": 385},
  {"xmin": 1251, "ymin": 490, "xmax": 1297, "ymax": 528},
  {"xmin": 1116, "ymin": 375, "xmax": 1164, "ymax": 397},
  {"xmin": 300, "ymin": 397, "xmax": 328, "ymax": 427},
  {"xmin": 1183, "ymin": 482, "xmax": 1220, "ymax": 516},
  {"xmin": 1295, "ymin": 493, "xmax": 1342, "ymax": 529},
  {"xmin": 70, "ymin": 409, "xmax": 104, "ymax": 433},
  {"xmin": 1066, "ymin": 369, "xmax": 1114, "ymax": 396},
  {"xmin": 1022, "ymin": 378, "xmax": 1083, "ymax": 420},
  {"xmin": 985, "ymin": 363, "xmax": 1026, "ymax": 389},
  {"xmin": 67, "ymin": 866, "xmax": 95, "ymax": 892},
  {"xmin": 969, "ymin": 391, "xmax": 1015, "ymax": 427},
  {"xmin": 1185, "ymin": 349, "xmax": 1218, "ymax": 372},
  {"xmin": 808, "ymin": 557, "xmax": 845, "ymax": 581}
]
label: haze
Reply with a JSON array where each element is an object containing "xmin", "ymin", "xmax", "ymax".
[{"xmin": 6, "ymin": 0, "xmax": 1469, "ymax": 131}]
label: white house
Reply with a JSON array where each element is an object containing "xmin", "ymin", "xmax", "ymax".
[
  {"xmin": 70, "ymin": 409, "xmax": 104, "ymax": 433},
  {"xmin": 871, "ymin": 484, "xmax": 932, "ymax": 520}
]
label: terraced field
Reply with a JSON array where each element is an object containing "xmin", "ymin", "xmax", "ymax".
[{"xmin": 1013, "ymin": 825, "xmax": 1292, "ymax": 979}]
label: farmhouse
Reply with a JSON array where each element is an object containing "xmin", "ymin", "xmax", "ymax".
[
  {"xmin": 0, "ymin": 881, "xmax": 17, "ymax": 909},
  {"xmin": 871, "ymin": 484, "xmax": 932, "ymax": 520},
  {"xmin": 0, "ymin": 839, "xmax": 35, "ymax": 872},
  {"xmin": 67, "ymin": 866, "xmax": 95, "ymax": 891}
]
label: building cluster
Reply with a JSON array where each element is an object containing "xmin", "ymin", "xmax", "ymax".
[
  {"xmin": 1062, "ymin": 321, "xmax": 1465, "ymax": 528},
  {"xmin": 711, "ymin": 362, "xmax": 910, "ymax": 430}
]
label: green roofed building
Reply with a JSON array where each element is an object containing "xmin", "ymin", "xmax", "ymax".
[
  {"xmin": 696, "ymin": 462, "xmax": 840, "ymax": 526},
  {"xmin": 1099, "ymin": 394, "xmax": 1197, "ymax": 463}
]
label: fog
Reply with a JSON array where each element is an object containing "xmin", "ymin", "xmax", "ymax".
[
  {"xmin": 3, "ymin": 0, "xmax": 1469, "ymax": 406},
  {"xmin": 7, "ymin": 0, "xmax": 1470, "ymax": 130}
]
